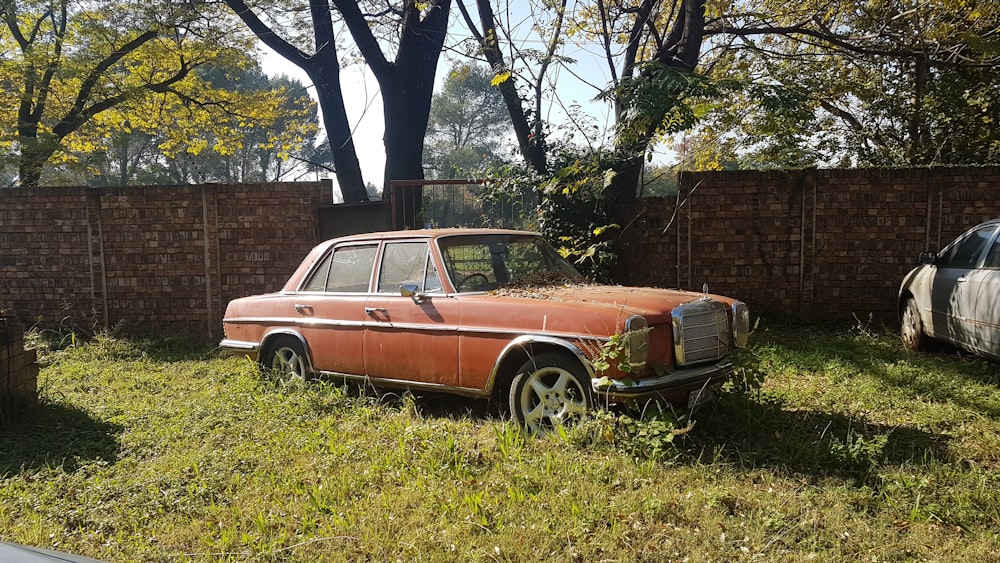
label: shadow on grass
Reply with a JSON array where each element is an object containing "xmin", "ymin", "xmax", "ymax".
[
  {"xmin": 345, "ymin": 382, "xmax": 497, "ymax": 421},
  {"xmin": 684, "ymin": 392, "xmax": 950, "ymax": 482},
  {"xmin": 0, "ymin": 400, "xmax": 122, "ymax": 477},
  {"xmin": 752, "ymin": 324, "xmax": 1000, "ymax": 418}
]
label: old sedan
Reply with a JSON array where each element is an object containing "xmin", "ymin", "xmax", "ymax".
[
  {"xmin": 899, "ymin": 218, "xmax": 1000, "ymax": 362},
  {"xmin": 221, "ymin": 229, "xmax": 749, "ymax": 430}
]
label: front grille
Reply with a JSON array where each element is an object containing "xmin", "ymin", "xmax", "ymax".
[{"xmin": 672, "ymin": 299, "xmax": 731, "ymax": 366}]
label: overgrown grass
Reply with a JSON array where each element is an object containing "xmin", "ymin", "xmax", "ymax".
[{"xmin": 2, "ymin": 320, "xmax": 999, "ymax": 561}]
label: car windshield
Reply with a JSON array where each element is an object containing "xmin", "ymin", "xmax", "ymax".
[{"xmin": 437, "ymin": 234, "xmax": 586, "ymax": 292}]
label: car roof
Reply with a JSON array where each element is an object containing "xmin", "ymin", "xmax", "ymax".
[{"xmin": 328, "ymin": 228, "xmax": 538, "ymax": 244}]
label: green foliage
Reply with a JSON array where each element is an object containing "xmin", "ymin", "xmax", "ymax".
[
  {"xmin": 471, "ymin": 167, "xmax": 540, "ymax": 230},
  {"xmin": 603, "ymin": 63, "xmax": 723, "ymax": 153},
  {"xmin": 690, "ymin": 0, "xmax": 1000, "ymax": 168},
  {"xmin": 569, "ymin": 406, "xmax": 690, "ymax": 462},
  {"xmin": 475, "ymin": 143, "xmax": 635, "ymax": 282},
  {"xmin": 591, "ymin": 328, "xmax": 650, "ymax": 375},
  {"xmin": 4, "ymin": 323, "xmax": 1000, "ymax": 560},
  {"xmin": 0, "ymin": 1, "xmax": 317, "ymax": 187},
  {"xmin": 63, "ymin": 64, "xmax": 320, "ymax": 186},
  {"xmin": 534, "ymin": 147, "xmax": 621, "ymax": 282}
]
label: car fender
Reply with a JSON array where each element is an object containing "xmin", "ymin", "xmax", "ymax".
[
  {"xmin": 898, "ymin": 264, "xmax": 936, "ymax": 335},
  {"xmin": 486, "ymin": 334, "xmax": 597, "ymax": 393},
  {"xmin": 259, "ymin": 329, "xmax": 315, "ymax": 371}
]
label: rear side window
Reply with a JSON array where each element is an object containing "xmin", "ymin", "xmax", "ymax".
[
  {"xmin": 938, "ymin": 226, "xmax": 996, "ymax": 269},
  {"xmin": 303, "ymin": 245, "xmax": 377, "ymax": 292},
  {"xmin": 302, "ymin": 252, "xmax": 335, "ymax": 291}
]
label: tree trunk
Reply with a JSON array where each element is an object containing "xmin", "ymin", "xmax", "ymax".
[
  {"xmin": 17, "ymin": 137, "xmax": 57, "ymax": 188},
  {"xmin": 334, "ymin": 0, "xmax": 450, "ymax": 226},
  {"xmin": 309, "ymin": 65, "xmax": 368, "ymax": 203},
  {"xmin": 907, "ymin": 53, "xmax": 929, "ymax": 165},
  {"xmin": 611, "ymin": 0, "xmax": 706, "ymax": 204},
  {"xmin": 223, "ymin": 0, "xmax": 370, "ymax": 203},
  {"xmin": 457, "ymin": 0, "xmax": 547, "ymax": 174},
  {"xmin": 382, "ymin": 83, "xmax": 428, "ymax": 228}
]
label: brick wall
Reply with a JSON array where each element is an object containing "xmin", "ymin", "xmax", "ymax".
[
  {"xmin": 0, "ymin": 316, "xmax": 38, "ymax": 431},
  {"xmin": 0, "ymin": 182, "xmax": 334, "ymax": 336},
  {"xmin": 620, "ymin": 167, "xmax": 1000, "ymax": 320},
  {"xmin": 2, "ymin": 169, "xmax": 998, "ymax": 333}
]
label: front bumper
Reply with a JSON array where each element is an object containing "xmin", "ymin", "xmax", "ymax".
[{"xmin": 593, "ymin": 360, "xmax": 735, "ymax": 400}]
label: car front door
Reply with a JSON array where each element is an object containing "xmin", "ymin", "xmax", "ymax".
[
  {"xmin": 294, "ymin": 243, "xmax": 377, "ymax": 376},
  {"xmin": 363, "ymin": 241, "xmax": 462, "ymax": 387}
]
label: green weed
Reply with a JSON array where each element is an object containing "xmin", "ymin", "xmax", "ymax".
[{"xmin": 2, "ymin": 323, "xmax": 999, "ymax": 561}]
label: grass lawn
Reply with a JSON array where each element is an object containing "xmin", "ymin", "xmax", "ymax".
[{"xmin": 2, "ymin": 320, "xmax": 999, "ymax": 562}]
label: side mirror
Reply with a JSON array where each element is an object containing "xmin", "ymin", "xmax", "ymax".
[
  {"xmin": 918, "ymin": 251, "xmax": 936, "ymax": 265},
  {"xmin": 399, "ymin": 284, "xmax": 424, "ymax": 304}
]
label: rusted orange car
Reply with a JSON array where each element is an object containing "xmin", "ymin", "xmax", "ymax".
[{"xmin": 221, "ymin": 229, "xmax": 749, "ymax": 430}]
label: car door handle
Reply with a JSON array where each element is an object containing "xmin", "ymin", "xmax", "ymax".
[
  {"xmin": 294, "ymin": 304, "xmax": 313, "ymax": 314},
  {"xmin": 956, "ymin": 276, "xmax": 968, "ymax": 283},
  {"xmin": 365, "ymin": 307, "xmax": 388, "ymax": 316}
]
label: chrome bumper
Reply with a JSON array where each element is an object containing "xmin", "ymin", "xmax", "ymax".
[
  {"xmin": 593, "ymin": 361, "xmax": 735, "ymax": 398},
  {"xmin": 219, "ymin": 339, "xmax": 260, "ymax": 360}
]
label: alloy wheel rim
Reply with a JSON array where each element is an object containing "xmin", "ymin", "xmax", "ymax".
[
  {"xmin": 271, "ymin": 346, "xmax": 305, "ymax": 380},
  {"xmin": 519, "ymin": 366, "xmax": 588, "ymax": 431}
]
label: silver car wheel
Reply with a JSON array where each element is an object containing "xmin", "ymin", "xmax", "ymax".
[
  {"xmin": 901, "ymin": 298, "xmax": 925, "ymax": 351},
  {"xmin": 265, "ymin": 339, "xmax": 309, "ymax": 381},
  {"xmin": 510, "ymin": 352, "xmax": 591, "ymax": 432}
]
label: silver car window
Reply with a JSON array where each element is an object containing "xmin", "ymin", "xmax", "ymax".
[
  {"xmin": 302, "ymin": 252, "xmax": 335, "ymax": 291},
  {"xmin": 938, "ymin": 226, "xmax": 995, "ymax": 269},
  {"xmin": 377, "ymin": 242, "xmax": 433, "ymax": 293},
  {"xmin": 326, "ymin": 245, "xmax": 378, "ymax": 292},
  {"xmin": 983, "ymin": 235, "xmax": 1000, "ymax": 269}
]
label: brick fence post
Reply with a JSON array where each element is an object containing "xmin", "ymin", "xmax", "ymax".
[{"xmin": 0, "ymin": 315, "xmax": 39, "ymax": 432}]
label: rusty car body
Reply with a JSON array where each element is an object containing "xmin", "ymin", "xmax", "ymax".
[{"xmin": 221, "ymin": 229, "xmax": 749, "ymax": 430}]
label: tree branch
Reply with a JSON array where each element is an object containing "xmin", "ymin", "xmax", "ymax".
[
  {"xmin": 222, "ymin": 0, "xmax": 317, "ymax": 70},
  {"xmin": 331, "ymin": 0, "xmax": 391, "ymax": 81}
]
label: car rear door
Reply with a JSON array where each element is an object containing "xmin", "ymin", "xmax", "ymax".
[
  {"xmin": 363, "ymin": 240, "xmax": 462, "ymax": 387},
  {"xmin": 293, "ymin": 243, "xmax": 377, "ymax": 376}
]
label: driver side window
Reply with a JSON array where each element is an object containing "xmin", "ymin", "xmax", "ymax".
[
  {"xmin": 938, "ymin": 226, "xmax": 995, "ymax": 269},
  {"xmin": 377, "ymin": 242, "xmax": 441, "ymax": 294},
  {"xmin": 984, "ymin": 237, "xmax": 1000, "ymax": 269}
]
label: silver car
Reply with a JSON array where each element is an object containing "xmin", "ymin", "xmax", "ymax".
[{"xmin": 899, "ymin": 218, "xmax": 1000, "ymax": 361}]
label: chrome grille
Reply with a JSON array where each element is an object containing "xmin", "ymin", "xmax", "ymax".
[{"xmin": 672, "ymin": 299, "xmax": 731, "ymax": 366}]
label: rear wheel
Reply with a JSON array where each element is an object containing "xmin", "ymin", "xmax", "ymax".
[
  {"xmin": 901, "ymin": 298, "xmax": 926, "ymax": 351},
  {"xmin": 509, "ymin": 352, "xmax": 592, "ymax": 433},
  {"xmin": 260, "ymin": 337, "xmax": 310, "ymax": 382}
]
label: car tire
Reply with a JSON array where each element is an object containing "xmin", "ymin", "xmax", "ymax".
[
  {"xmin": 509, "ymin": 352, "xmax": 593, "ymax": 432},
  {"xmin": 260, "ymin": 337, "xmax": 310, "ymax": 382},
  {"xmin": 901, "ymin": 298, "xmax": 926, "ymax": 351}
]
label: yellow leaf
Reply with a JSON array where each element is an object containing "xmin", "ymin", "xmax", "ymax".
[{"xmin": 490, "ymin": 71, "xmax": 511, "ymax": 87}]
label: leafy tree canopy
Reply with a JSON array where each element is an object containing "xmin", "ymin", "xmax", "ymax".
[
  {"xmin": 676, "ymin": 0, "xmax": 1000, "ymax": 168},
  {"xmin": 1, "ymin": 0, "xmax": 313, "ymax": 187}
]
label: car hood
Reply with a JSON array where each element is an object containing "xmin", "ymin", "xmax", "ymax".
[{"xmin": 482, "ymin": 284, "xmax": 733, "ymax": 323}]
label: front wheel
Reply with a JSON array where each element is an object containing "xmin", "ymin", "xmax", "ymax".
[
  {"xmin": 260, "ymin": 337, "xmax": 310, "ymax": 382},
  {"xmin": 900, "ymin": 298, "xmax": 926, "ymax": 351},
  {"xmin": 509, "ymin": 352, "xmax": 593, "ymax": 433}
]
